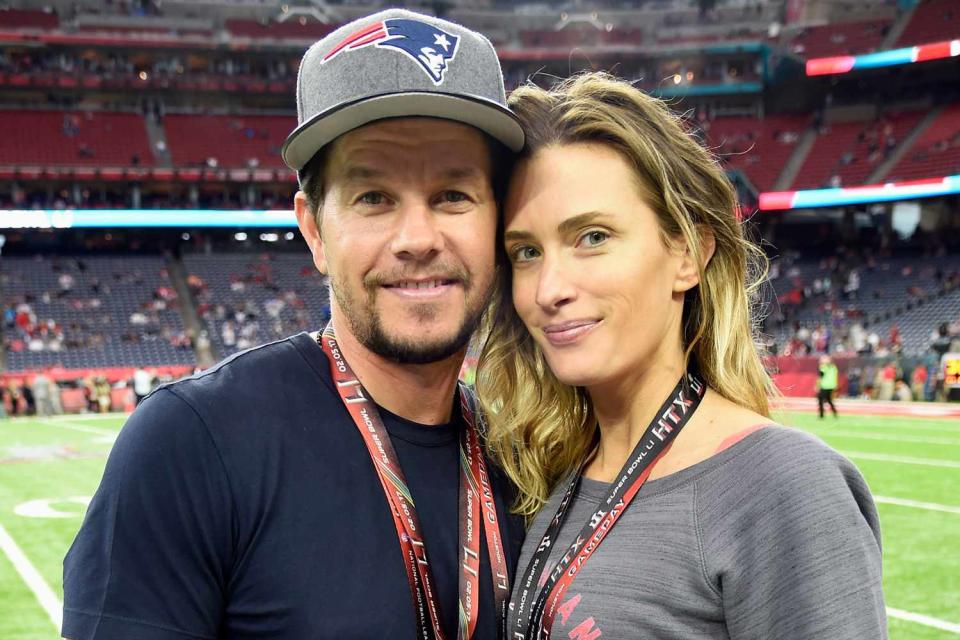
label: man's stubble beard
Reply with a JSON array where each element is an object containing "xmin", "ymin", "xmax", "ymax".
[{"xmin": 329, "ymin": 270, "xmax": 493, "ymax": 365}]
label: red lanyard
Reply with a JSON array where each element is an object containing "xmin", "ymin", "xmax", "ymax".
[
  {"xmin": 318, "ymin": 325, "xmax": 510, "ymax": 640},
  {"xmin": 511, "ymin": 371, "xmax": 706, "ymax": 640}
]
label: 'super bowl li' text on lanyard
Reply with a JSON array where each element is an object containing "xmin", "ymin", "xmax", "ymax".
[
  {"xmin": 318, "ymin": 324, "xmax": 510, "ymax": 640},
  {"xmin": 511, "ymin": 370, "xmax": 706, "ymax": 640}
]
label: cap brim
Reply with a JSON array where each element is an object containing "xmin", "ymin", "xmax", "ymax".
[{"xmin": 281, "ymin": 91, "xmax": 525, "ymax": 171}]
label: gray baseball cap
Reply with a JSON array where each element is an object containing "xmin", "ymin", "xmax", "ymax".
[{"xmin": 282, "ymin": 8, "xmax": 524, "ymax": 172}]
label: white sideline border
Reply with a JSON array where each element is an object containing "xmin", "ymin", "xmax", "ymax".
[{"xmin": 0, "ymin": 521, "xmax": 62, "ymax": 631}]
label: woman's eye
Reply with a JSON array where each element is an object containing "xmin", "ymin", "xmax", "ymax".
[
  {"xmin": 358, "ymin": 192, "xmax": 385, "ymax": 206},
  {"xmin": 579, "ymin": 230, "xmax": 609, "ymax": 248},
  {"xmin": 510, "ymin": 245, "xmax": 540, "ymax": 263}
]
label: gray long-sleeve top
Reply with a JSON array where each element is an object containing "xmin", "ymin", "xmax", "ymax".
[{"xmin": 508, "ymin": 426, "xmax": 886, "ymax": 639}]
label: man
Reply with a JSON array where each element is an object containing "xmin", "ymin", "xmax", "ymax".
[
  {"xmin": 62, "ymin": 9, "xmax": 524, "ymax": 639},
  {"xmin": 817, "ymin": 354, "xmax": 839, "ymax": 419}
]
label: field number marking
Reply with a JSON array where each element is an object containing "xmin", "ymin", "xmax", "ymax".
[{"xmin": 15, "ymin": 497, "xmax": 90, "ymax": 519}]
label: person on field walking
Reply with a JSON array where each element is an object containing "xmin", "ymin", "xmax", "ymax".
[{"xmin": 817, "ymin": 355, "xmax": 839, "ymax": 419}]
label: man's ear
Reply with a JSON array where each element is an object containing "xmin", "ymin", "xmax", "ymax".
[
  {"xmin": 295, "ymin": 191, "xmax": 327, "ymax": 275},
  {"xmin": 673, "ymin": 225, "xmax": 716, "ymax": 293}
]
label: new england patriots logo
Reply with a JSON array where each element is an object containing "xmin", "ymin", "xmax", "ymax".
[{"xmin": 322, "ymin": 18, "xmax": 460, "ymax": 85}]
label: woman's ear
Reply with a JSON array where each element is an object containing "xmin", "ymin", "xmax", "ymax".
[{"xmin": 673, "ymin": 225, "xmax": 716, "ymax": 293}]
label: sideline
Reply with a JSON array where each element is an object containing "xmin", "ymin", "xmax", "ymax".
[{"xmin": 0, "ymin": 521, "xmax": 61, "ymax": 630}]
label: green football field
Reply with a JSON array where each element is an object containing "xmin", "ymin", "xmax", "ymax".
[{"xmin": 0, "ymin": 411, "xmax": 957, "ymax": 639}]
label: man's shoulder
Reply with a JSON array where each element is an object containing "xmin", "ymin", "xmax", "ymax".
[
  {"xmin": 145, "ymin": 332, "xmax": 335, "ymax": 428},
  {"xmin": 159, "ymin": 332, "xmax": 329, "ymax": 403}
]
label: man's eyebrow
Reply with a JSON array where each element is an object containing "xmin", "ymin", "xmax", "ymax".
[
  {"xmin": 338, "ymin": 165, "xmax": 385, "ymax": 182},
  {"xmin": 437, "ymin": 166, "xmax": 485, "ymax": 181}
]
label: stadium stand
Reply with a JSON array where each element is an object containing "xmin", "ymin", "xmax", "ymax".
[
  {"xmin": 769, "ymin": 252, "xmax": 960, "ymax": 357},
  {"xmin": 164, "ymin": 113, "xmax": 294, "ymax": 170},
  {"xmin": 2, "ymin": 255, "xmax": 195, "ymax": 370},
  {"xmin": 895, "ymin": 0, "xmax": 960, "ymax": 47},
  {"xmin": 792, "ymin": 110, "xmax": 925, "ymax": 189},
  {"xmin": 887, "ymin": 103, "xmax": 960, "ymax": 182},
  {"xmin": 225, "ymin": 18, "xmax": 334, "ymax": 41},
  {"xmin": 787, "ymin": 19, "xmax": 891, "ymax": 58},
  {"xmin": 0, "ymin": 110, "xmax": 153, "ymax": 167},
  {"xmin": 0, "ymin": 8, "xmax": 58, "ymax": 30},
  {"xmin": 183, "ymin": 252, "xmax": 329, "ymax": 358},
  {"xmin": 702, "ymin": 115, "xmax": 809, "ymax": 192}
]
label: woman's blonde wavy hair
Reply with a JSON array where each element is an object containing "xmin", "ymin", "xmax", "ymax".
[{"xmin": 476, "ymin": 72, "xmax": 777, "ymax": 519}]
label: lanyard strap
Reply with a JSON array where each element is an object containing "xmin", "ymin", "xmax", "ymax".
[
  {"xmin": 511, "ymin": 370, "xmax": 706, "ymax": 640},
  {"xmin": 319, "ymin": 325, "xmax": 510, "ymax": 640}
]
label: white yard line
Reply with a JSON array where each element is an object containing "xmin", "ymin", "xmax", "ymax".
[
  {"xmin": 888, "ymin": 608, "xmax": 960, "ymax": 634},
  {"xmin": 0, "ymin": 521, "xmax": 61, "ymax": 631},
  {"xmin": 809, "ymin": 429, "xmax": 960, "ymax": 446},
  {"xmin": 48, "ymin": 412, "xmax": 129, "ymax": 422},
  {"xmin": 842, "ymin": 451, "xmax": 960, "ymax": 469},
  {"xmin": 33, "ymin": 419, "xmax": 117, "ymax": 437},
  {"xmin": 875, "ymin": 495, "xmax": 960, "ymax": 515},
  {"xmin": 795, "ymin": 420, "xmax": 960, "ymax": 434}
]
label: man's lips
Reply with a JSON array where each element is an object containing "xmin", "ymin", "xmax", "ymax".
[
  {"xmin": 381, "ymin": 278, "xmax": 460, "ymax": 299},
  {"xmin": 542, "ymin": 319, "xmax": 601, "ymax": 346}
]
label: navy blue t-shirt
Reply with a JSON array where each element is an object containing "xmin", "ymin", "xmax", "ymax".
[{"xmin": 62, "ymin": 332, "xmax": 525, "ymax": 639}]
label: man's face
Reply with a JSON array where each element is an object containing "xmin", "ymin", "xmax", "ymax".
[{"xmin": 295, "ymin": 118, "xmax": 498, "ymax": 364}]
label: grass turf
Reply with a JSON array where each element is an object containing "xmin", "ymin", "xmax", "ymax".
[{"xmin": 0, "ymin": 410, "xmax": 957, "ymax": 639}]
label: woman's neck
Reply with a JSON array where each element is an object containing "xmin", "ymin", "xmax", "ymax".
[
  {"xmin": 584, "ymin": 353, "xmax": 687, "ymax": 482},
  {"xmin": 328, "ymin": 316, "xmax": 464, "ymax": 426}
]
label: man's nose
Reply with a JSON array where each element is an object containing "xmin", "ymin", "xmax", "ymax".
[{"xmin": 389, "ymin": 202, "xmax": 445, "ymax": 260}]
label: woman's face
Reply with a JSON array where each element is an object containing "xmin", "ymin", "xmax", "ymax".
[{"xmin": 503, "ymin": 143, "xmax": 691, "ymax": 390}]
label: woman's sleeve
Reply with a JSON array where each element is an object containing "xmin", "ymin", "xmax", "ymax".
[{"xmin": 702, "ymin": 431, "xmax": 887, "ymax": 640}]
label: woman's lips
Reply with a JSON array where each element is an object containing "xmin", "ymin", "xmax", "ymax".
[{"xmin": 542, "ymin": 320, "xmax": 600, "ymax": 346}]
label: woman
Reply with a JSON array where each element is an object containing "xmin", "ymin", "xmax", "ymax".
[{"xmin": 477, "ymin": 73, "xmax": 885, "ymax": 639}]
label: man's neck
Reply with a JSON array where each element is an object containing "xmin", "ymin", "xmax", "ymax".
[{"xmin": 328, "ymin": 317, "xmax": 465, "ymax": 425}]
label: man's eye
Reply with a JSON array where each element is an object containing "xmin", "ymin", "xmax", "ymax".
[
  {"xmin": 358, "ymin": 192, "xmax": 385, "ymax": 206},
  {"xmin": 579, "ymin": 230, "xmax": 609, "ymax": 248},
  {"xmin": 441, "ymin": 191, "xmax": 469, "ymax": 203}
]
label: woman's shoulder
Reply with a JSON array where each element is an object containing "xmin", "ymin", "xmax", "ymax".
[{"xmin": 698, "ymin": 423, "xmax": 875, "ymax": 521}]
